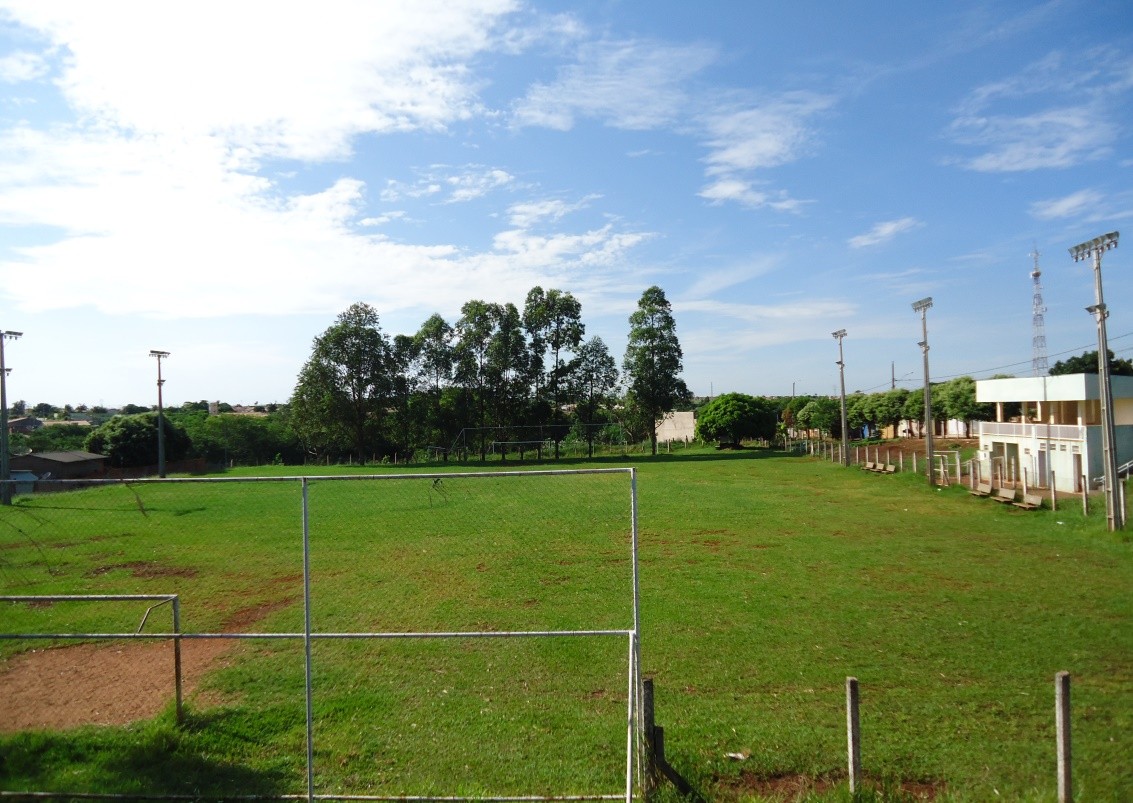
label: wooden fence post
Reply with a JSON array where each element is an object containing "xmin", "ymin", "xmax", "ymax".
[
  {"xmin": 846, "ymin": 677, "xmax": 861, "ymax": 793},
  {"xmin": 1056, "ymin": 671, "xmax": 1071, "ymax": 803},
  {"xmin": 642, "ymin": 677, "xmax": 658, "ymax": 800},
  {"xmin": 1050, "ymin": 471, "xmax": 1057, "ymax": 512}
]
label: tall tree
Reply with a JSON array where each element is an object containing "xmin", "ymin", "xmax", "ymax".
[
  {"xmin": 623, "ymin": 286, "xmax": 691, "ymax": 455},
  {"xmin": 413, "ymin": 313, "xmax": 456, "ymax": 452},
  {"xmin": 454, "ymin": 300, "xmax": 501, "ymax": 456},
  {"xmin": 523, "ymin": 287, "xmax": 584, "ymax": 410},
  {"xmin": 289, "ymin": 302, "xmax": 396, "ymax": 462},
  {"xmin": 1049, "ymin": 349, "xmax": 1133, "ymax": 377},
  {"xmin": 569, "ymin": 336, "xmax": 619, "ymax": 458}
]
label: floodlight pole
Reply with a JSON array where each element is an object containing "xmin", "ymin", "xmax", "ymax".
[
  {"xmin": 912, "ymin": 298, "xmax": 934, "ymax": 486},
  {"xmin": 1070, "ymin": 231, "xmax": 1122, "ymax": 531},
  {"xmin": 150, "ymin": 350, "xmax": 170, "ymax": 479},
  {"xmin": 833, "ymin": 329, "xmax": 849, "ymax": 466},
  {"xmin": 0, "ymin": 330, "xmax": 22, "ymax": 505}
]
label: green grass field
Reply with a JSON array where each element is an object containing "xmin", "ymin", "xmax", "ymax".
[{"xmin": 1, "ymin": 448, "xmax": 1130, "ymax": 802}]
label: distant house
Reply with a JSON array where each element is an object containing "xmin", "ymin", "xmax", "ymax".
[
  {"xmin": 6, "ymin": 416, "xmax": 43, "ymax": 434},
  {"xmin": 655, "ymin": 411, "xmax": 696, "ymax": 443},
  {"xmin": 9, "ymin": 450, "xmax": 108, "ymax": 480},
  {"xmin": 975, "ymin": 374, "xmax": 1133, "ymax": 492}
]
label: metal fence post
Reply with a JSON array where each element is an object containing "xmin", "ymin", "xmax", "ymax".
[{"xmin": 172, "ymin": 595, "xmax": 183, "ymax": 726}]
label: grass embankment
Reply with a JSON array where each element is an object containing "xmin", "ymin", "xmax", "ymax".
[{"xmin": 1, "ymin": 449, "xmax": 1130, "ymax": 802}]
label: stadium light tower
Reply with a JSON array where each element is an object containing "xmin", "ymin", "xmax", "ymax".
[
  {"xmin": 1070, "ymin": 231, "xmax": 1122, "ymax": 531},
  {"xmin": 832, "ymin": 329, "xmax": 849, "ymax": 466},
  {"xmin": 1, "ymin": 330, "xmax": 22, "ymax": 505},
  {"xmin": 912, "ymin": 298, "xmax": 934, "ymax": 486},
  {"xmin": 150, "ymin": 350, "xmax": 170, "ymax": 478}
]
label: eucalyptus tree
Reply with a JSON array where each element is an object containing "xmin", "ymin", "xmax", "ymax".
[
  {"xmin": 569, "ymin": 336, "xmax": 619, "ymax": 457},
  {"xmin": 454, "ymin": 300, "xmax": 500, "ymax": 441},
  {"xmin": 290, "ymin": 302, "xmax": 397, "ymax": 462},
  {"xmin": 623, "ymin": 286, "xmax": 691, "ymax": 455},
  {"xmin": 413, "ymin": 313, "xmax": 456, "ymax": 450}
]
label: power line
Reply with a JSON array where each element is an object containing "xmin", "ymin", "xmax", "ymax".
[{"xmin": 852, "ymin": 330, "xmax": 1133, "ymax": 394}]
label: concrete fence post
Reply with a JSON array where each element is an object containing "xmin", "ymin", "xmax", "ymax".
[
  {"xmin": 1050, "ymin": 471, "xmax": 1057, "ymax": 512},
  {"xmin": 1082, "ymin": 475, "xmax": 1088, "ymax": 517},
  {"xmin": 846, "ymin": 677, "xmax": 861, "ymax": 793},
  {"xmin": 1056, "ymin": 671, "xmax": 1071, "ymax": 803}
]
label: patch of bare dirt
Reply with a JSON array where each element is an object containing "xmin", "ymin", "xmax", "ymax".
[
  {"xmin": 721, "ymin": 771, "xmax": 943, "ymax": 801},
  {"xmin": 85, "ymin": 561, "xmax": 198, "ymax": 579},
  {"xmin": 0, "ymin": 583, "xmax": 299, "ymax": 734}
]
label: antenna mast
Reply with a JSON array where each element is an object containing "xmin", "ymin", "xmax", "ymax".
[{"xmin": 1031, "ymin": 246, "xmax": 1048, "ymax": 376}]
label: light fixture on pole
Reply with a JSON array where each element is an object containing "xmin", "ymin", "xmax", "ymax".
[
  {"xmin": 911, "ymin": 297, "xmax": 935, "ymax": 486},
  {"xmin": 0, "ymin": 330, "xmax": 23, "ymax": 505},
  {"xmin": 832, "ymin": 329, "xmax": 849, "ymax": 466},
  {"xmin": 149, "ymin": 350, "xmax": 170, "ymax": 479},
  {"xmin": 1070, "ymin": 231, "xmax": 1122, "ymax": 531}
]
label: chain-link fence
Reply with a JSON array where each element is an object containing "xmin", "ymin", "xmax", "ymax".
[{"xmin": 0, "ymin": 469, "xmax": 642, "ymax": 802}]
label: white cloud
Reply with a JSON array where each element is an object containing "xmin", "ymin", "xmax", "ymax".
[
  {"xmin": 698, "ymin": 178, "xmax": 805, "ymax": 212},
  {"xmin": 445, "ymin": 168, "xmax": 514, "ymax": 203},
  {"xmin": 848, "ymin": 217, "xmax": 923, "ymax": 248},
  {"xmin": 949, "ymin": 48, "xmax": 1133, "ymax": 172},
  {"xmin": 2, "ymin": 0, "xmax": 521, "ymax": 162},
  {"xmin": 701, "ymin": 93, "xmax": 833, "ymax": 175},
  {"xmin": 512, "ymin": 38, "xmax": 717, "ymax": 130},
  {"xmin": 0, "ymin": 50, "xmax": 48, "ymax": 83},
  {"xmin": 951, "ymin": 107, "xmax": 1114, "ymax": 172},
  {"xmin": 684, "ymin": 257, "xmax": 781, "ymax": 297},
  {"xmin": 1029, "ymin": 189, "xmax": 1103, "ymax": 220},
  {"xmin": 505, "ymin": 195, "xmax": 599, "ymax": 228}
]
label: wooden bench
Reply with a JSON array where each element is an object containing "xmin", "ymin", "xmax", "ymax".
[
  {"xmin": 969, "ymin": 481, "xmax": 992, "ymax": 497},
  {"xmin": 861, "ymin": 462, "xmax": 876, "ymax": 471},
  {"xmin": 992, "ymin": 487, "xmax": 1016, "ymax": 504},
  {"xmin": 1013, "ymin": 493, "xmax": 1044, "ymax": 510},
  {"xmin": 882, "ymin": 464, "xmax": 896, "ymax": 474}
]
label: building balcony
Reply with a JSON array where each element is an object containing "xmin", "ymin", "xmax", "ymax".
[{"xmin": 978, "ymin": 421, "xmax": 1086, "ymax": 440}]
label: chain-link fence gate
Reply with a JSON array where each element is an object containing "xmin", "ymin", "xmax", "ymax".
[{"xmin": 0, "ymin": 468, "xmax": 642, "ymax": 802}]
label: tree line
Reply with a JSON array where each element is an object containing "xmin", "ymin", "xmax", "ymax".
[
  {"xmin": 12, "ymin": 286, "xmax": 691, "ymax": 467},
  {"xmin": 288, "ymin": 285, "xmax": 691, "ymax": 461}
]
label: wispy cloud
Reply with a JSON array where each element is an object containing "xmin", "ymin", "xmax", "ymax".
[
  {"xmin": 379, "ymin": 166, "xmax": 514, "ymax": 204},
  {"xmin": 696, "ymin": 92, "xmax": 832, "ymax": 211},
  {"xmin": 0, "ymin": 50, "xmax": 48, "ymax": 83},
  {"xmin": 701, "ymin": 93, "xmax": 833, "ymax": 175},
  {"xmin": 1029, "ymin": 188, "xmax": 1103, "ymax": 220},
  {"xmin": 949, "ymin": 48, "xmax": 1133, "ymax": 172},
  {"xmin": 445, "ymin": 168, "xmax": 514, "ymax": 203},
  {"xmin": 506, "ymin": 195, "xmax": 600, "ymax": 228},
  {"xmin": 511, "ymin": 38, "xmax": 717, "ymax": 130},
  {"xmin": 698, "ymin": 179, "xmax": 805, "ymax": 212},
  {"xmin": 848, "ymin": 217, "xmax": 922, "ymax": 248}
]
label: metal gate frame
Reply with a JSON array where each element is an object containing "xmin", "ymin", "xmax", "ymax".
[{"xmin": 0, "ymin": 468, "xmax": 643, "ymax": 802}]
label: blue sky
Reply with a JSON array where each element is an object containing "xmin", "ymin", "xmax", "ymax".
[{"xmin": 1, "ymin": 0, "xmax": 1131, "ymax": 408}]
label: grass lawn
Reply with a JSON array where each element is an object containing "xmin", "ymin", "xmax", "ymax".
[{"xmin": 1, "ymin": 448, "xmax": 1130, "ymax": 802}]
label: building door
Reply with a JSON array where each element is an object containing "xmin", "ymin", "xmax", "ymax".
[
  {"xmin": 1038, "ymin": 450, "xmax": 1047, "ymax": 488},
  {"xmin": 1073, "ymin": 453, "xmax": 1083, "ymax": 492}
]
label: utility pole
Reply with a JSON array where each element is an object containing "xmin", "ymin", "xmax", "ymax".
[
  {"xmin": 833, "ymin": 329, "xmax": 849, "ymax": 466},
  {"xmin": 149, "ymin": 350, "xmax": 170, "ymax": 478},
  {"xmin": 912, "ymin": 298, "xmax": 934, "ymax": 486},
  {"xmin": 0, "ymin": 330, "xmax": 23, "ymax": 505},
  {"xmin": 1070, "ymin": 231, "xmax": 1122, "ymax": 531}
]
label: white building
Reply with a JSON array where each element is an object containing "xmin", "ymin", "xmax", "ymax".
[{"xmin": 976, "ymin": 374, "xmax": 1133, "ymax": 492}]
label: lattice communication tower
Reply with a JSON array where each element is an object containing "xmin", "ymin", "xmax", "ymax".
[{"xmin": 1031, "ymin": 246, "xmax": 1048, "ymax": 376}]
